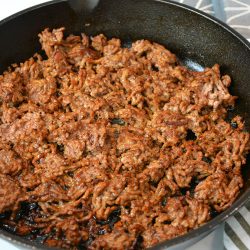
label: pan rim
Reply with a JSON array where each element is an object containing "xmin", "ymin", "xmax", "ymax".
[{"xmin": 0, "ymin": 0, "xmax": 249, "ymax": 249}]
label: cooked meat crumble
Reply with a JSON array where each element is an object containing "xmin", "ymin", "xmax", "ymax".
[{"xmin": 0, "ymin": 27, "xmax": 249, "ymax": 249}]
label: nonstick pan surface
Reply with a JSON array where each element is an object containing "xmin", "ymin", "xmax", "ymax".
[{"xmin": 0, "ymin": 0, "xmax": 250, "ymax": 249}]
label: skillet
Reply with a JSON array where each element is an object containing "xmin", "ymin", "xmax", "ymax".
[{"xmin": 0, "ymin": 0, "xmax": 250, "ymax": 249}]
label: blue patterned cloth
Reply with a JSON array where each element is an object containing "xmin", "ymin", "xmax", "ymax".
[{"xmin": 174, "ymin": 0, "xmax": 250, "ymax": 40}]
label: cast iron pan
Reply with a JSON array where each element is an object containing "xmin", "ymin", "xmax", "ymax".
[{"xmin": 0, "ymin": 0, "xmax": 250, "ymax": 249}]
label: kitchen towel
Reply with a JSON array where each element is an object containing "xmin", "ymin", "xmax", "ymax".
[
  {"xmin": 174, "ymin": 0, "xmax": 250, "ymax": 40},
  {"xmin": 173, "ymin": 1, "xmax": 250, "ymax": 250}
]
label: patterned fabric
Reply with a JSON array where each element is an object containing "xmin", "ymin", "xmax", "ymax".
[
  {"xmin": 223, "ymin": 0, "xmax": 250, "ymax": 41},
  {"xmin": 173, "ymin": 1, "xmax": 250, "ymax": 249},
  {"xmin": 224, "ymin": 205, "xmax": 250, "ymax": 250},
  {"xmin": 176, "ymin": 0, "xmax": 250, "ymax": 40}
]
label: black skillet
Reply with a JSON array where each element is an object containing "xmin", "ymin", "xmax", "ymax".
[{"xmin": 0, "ymin": 0, "xmax": 250, "ymax": 249}]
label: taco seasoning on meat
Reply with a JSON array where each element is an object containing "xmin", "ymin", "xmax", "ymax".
[{"xmin": 0, "ymin": 28, "xmax": 249, "ymax": 249}]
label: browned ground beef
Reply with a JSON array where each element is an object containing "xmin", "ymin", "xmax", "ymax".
[{"xmin": 0, "ymin": 27, "xmax": 249, "ymax": 249}]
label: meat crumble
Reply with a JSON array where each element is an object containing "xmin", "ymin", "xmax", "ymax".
[{"xmin": 0, "ymin": 27, "xmax": 249, "ymax": 249}]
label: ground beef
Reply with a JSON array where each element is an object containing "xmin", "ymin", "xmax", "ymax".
[
  {"xmin": 0, "ymin": 28, "xmax": 249, "ymax": 249},
  {"xmin": 0, "ymin": 174, "xmax": 22, "ymax": 213}
]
